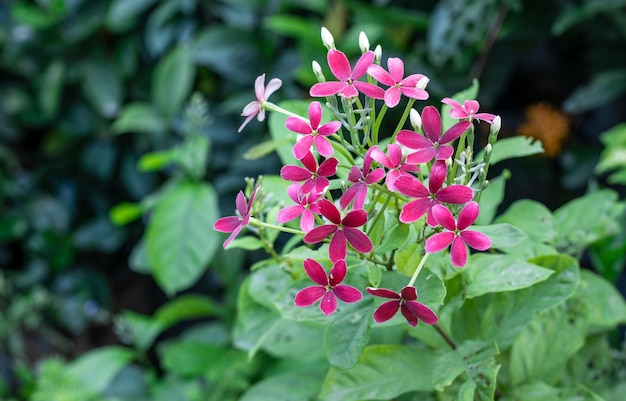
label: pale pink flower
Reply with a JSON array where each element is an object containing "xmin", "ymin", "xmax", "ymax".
[
  {"xmin": 286, "ymin": 101, "xmax": 341, "ymax": 160},
  {"xmin": 238, "ymin": 74, "xmax": 282, "ymax": 133},
  {"xmin": 441, "ymin": 98, "xmax": 496, "ymax": 124},
  {"xmin": 367, "ymin": 57, "xmax": 429, "ymax": 108}
]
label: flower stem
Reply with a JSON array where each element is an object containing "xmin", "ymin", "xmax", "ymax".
[
  {"xmin": 262, "ymin": 101, "xmax": 307, "ymax": 120},
  {"xmin": 407, "ymin": 252, "xmax": 430, "ymax": 287},
  {"xmin": 249, "ymin": 217, "xmax": 305, "ymax": 236},
  {"xmin": 390, "ymin": 99, "xmax": 415, "ymax": 143}
]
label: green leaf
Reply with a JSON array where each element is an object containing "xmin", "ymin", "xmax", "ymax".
[
  {"xmin": 106, "ymin": 0, "xmax": 158, "ymax": 32},
  {"xmin": 159, "ymin": 341, "xmax": 246, "ymax": 377},
  {"xmin": 109, "ymin": 202, "xmax": 144, "ymax": 226},
  {"xmin": 456, "ymin": 379, "xmax": 477, "ymax": 401},
  {"xmin": 240, "ymin": 370, "xmax": 325, "ymax": 401},
  {"xmin": 563, "ymin": 69, "xmax": 626, "ymax": 114},
  {"xmin": 146, "ymin": 181, "xmax": 220, "ymax": 295},
  {"xmin": 471, "ymin": 223, "xmax": 526, "ymax": 249},
  {"xmin": 510, "ymin": 300, "xmax": 588, "ymax": 385},
  {"xmin": 324, "ymin": 298, "xmax": 375, "ymax": 369},
  {"xmin": 152, "ymin": 45, "xmax": 195, "ymax": 117},
  {"xmin": 67, "ymin": 346, "xmax": 135, "ymax": 393},
  {"xmin": 510, "ymin": 381, "xmax": 606, "ymax": 401},
  {"xmin": 320, "ymin": 345, "xmax": 438, "ymax": 401},
  {"xmin": 137, "ymin": 150, "xmax": 174, "ymax": 172},
  {"xmin": 463, "ymin": 254, "xmax": 554, "ymax": 298},
  {"xmin": 83, "ymin": 59, "xmax": 123, "ymax": 118},
  {"xmin": 484, "ymin": 136, "xmax": 544, "ymax": 165},
  {"xmin": 227, "ymin": 236, "xmax": 265, "ymax": 251},
  {"xmin": 118, "ymin": 310, "xmax": 166, "ymax": 351},
  {"xmin": 576, "ymin": 269, "xmax": 626, "ymax": 330},
  {"xmin": 432, "ymin": 340, "xmax": 498, "ymax": 392},
  {"xmin": 374, "ymin": 222, "xmax": 415, "ymax": 254},
  {"xmin": 495, "ymin": 199, "xmax": 556, "ymax": 243},
  {"xmin": 475, "ymin": 171, "xmax": 508, "ymax": 225},
  {"xmin": 395, "ymin": 242, "xmax": 423, "ymax": 276},
  {"xmin": 39, "ymin": 60, "xmax": 64, "ymax": 119},
  {"xmin": 154, "ymin": 294, "xmax": 220, "ymax": 325},
  {"xmin": 111, "ymin": 102, "xmax": 166, "ymax": 134},
  {"xmin": 595, "ymin": 123, "xmax": 626, "ymax": 174}
]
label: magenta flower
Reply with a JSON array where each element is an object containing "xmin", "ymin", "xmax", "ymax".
[
  {"xmin": 366, "ymin": 286, "xmax": 438, "ymax": 327},
  {"xmin": 369, "ymin": 144, "xmax": 420, "ymax": 191},
  {"xmin": 310, "ymin": 50, "xmax": 385, "ymax": 99},
  {"xmin": 213, "ymin": 186, "xmax": 260, "ymax": 248},
  {"xmin": 442, "ymin": 98, "xmax": 496, "ymax": 124},
  {"xmin": 367, "ymin": 57, "xmax": 429, "ymax": 108},
  {"xmin": 294, "ymin": 258, "xmax": 362, "ymax": 316},
  {"xmin": 303, "ymin": 199, "xmax": 373, "ymax": 262},
  {"xmin": 280, "ymin": 151, "xmax": 338, "ymax": 195},
  {"xmin": 340, "ymin": 147, "xmax": 386, "ymax": 210},
  {"xmin": 425, "ymin": 202, "xmax": 492, "ymax": 267},
  {"xmin": 287, "ymin": 101, "xmax": 341, "ymax": 160},
  {"xmin": 277, "ymin": 183, "xmax": 322, "ymax": 233},
  {"xmin": 394, "ymin": 160, "xmax": 474, "ymax": 226},
  {"xmin": 238, "ymin": 74, "xmax": 282, "ymax": 133},
  {"xmin": 396, "ymin": 106, "xmax": 471, "ymax": 164}
]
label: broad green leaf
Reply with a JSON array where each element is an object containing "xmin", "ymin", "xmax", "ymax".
[
  {"xmin": 137, "ymin": 150, "xmax": 174, "ymax": 172},
  {"xmin": 456, "ymin": 379, "xmax": 477, "ymax": 401},
  {"xmin": 441, "ymin": 79, "xmax": 479, "ymax": 132},
  {"xmin": 589, "ymin": 233, "xmax": 626, "ymax": 284},
  {"xmin": 395, "ymin": 242, "xmax": 423, "ymax": 276},
  {"xmin": 510, "ymin": 381, "xmax": 606, "ymax": 401},
  {"xmin": 172, "ymin": 134, "xmax": 210, "ymax": 180},
  {"xmin": 83, "ymin": 59, "xmax": 123, "ymax": 118},
  {"xmin": 463, "ymin": 254, "xmax": 554, "ymax": 298},
  {"xmin": 471, "ymin": 223, "xmax": 526, "ymax": 249},
  {"xmin": 324, "ymin": 298, "xmax": 375, "ymax": 369},
  {"xmin": 240, "ymin": 370, "xmax": 325, "ymax": 401},
  {"xmin": 154, "ymin": 294, "xmax": 220, "ymax": 325},
  {"xmin": 106, "ymin": 0, "xmax": 158, "ymax": 32},
  {"xmin": 510, "ymin": 300, "xmax": 588, "ymax": 385},
  {"xmin": 319, "ymin": 345, "xmax": 438, "ymax": 401},
  {"xmin": 119, "ymin": 310, "xmax": 166, "ymax": 351},
  {"xmin": 450, "ymin": 254, "xmax": 579, "ymax": 349},
  {"xmin": 146, "ymin": 181, "xmax": 220, "ymax": 295},
  {"xmin": 152, "ymin": 45, "xmax": 195, "ymax": 117},
  {"xmin": 432, "ymin": 340, "xmax": 498, "ymax": 392},
  {"xmin": 484, "ymin": 136, "xmax": 544, "ymax": 165},
  {"xmin": 260, "ymin": 174, "xmax": 295, "ymax": 212},
  {"xmin": 595, "ymin": 123, "xmax": 626, "ymax": 174},
  {"xmin": 67, "ymin": 346, "xmax": 135, "ymax": 392},
  {"xmin": 112, "ymin": 102, "xmax": 165, "ymax": 134},
  {"xmin": 159, "ymin": 341, "xmax": 246, "ymax": 377},
  {"xmin": 563, "ymin": 69, "xmax": 626, "ymax": 114},
  {"xmin": 576, "ymin": 269, "xmax": 626, "ymax": 330},
  {"xmin": 495, "ymin": 199, "xmax": 556, "ymax": 243},
  {"xmin": 475, "ymin": 171, "xmax": 508, "ymax": 225},
  {"xmin": 374, "ymin": 222, "xmax": 415, "ymax": 254},
  {"xmin": 562, "ymin": 335, "xmax": 615, "ymax": 392},
  {"xmin": 192, "ymin": 26, "xmax": 259, "ymax": 78},
  {"xmin": 109, "ymin": 202, "xmax": 144, "ymax": 226},
  {"xmin": 227, "ymin": 236, "xmax": 264, "ymax": 251}
]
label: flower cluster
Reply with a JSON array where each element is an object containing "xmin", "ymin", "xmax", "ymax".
[{"xmin": 214, "ymin": 28, "xmax": 499, "ymax": 327}]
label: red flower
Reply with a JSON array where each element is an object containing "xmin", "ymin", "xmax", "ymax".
[
  {"xmin": 213, "ymin": 186, "xmax": 260, "ymax": 248},
  {"xmin": 277, "ymin": 183, "xmax": 322, "ymax": 233},
  {"xmin": 286, "ymin": 101, "xmax": 341, "ymax": 160},
  {"xmin": 303, "ymin": 199, "xmax": 373, "ymax": 262},
  {"xmin": 367, "ymin": 57, "xmax": 429, "ymax": 108},
  {"xmin": 396, "ymin": 106, "xmax": 470, "ymax": 164},
  {"xmin": 340, "ymin": 147, "xmax": 385, "ymax": 210},
  {"xmin": 393, "ymin": 160, "xmax": 474, "ymax": 226},
  {"xmin": 369, "ymin": 144, "xmax": 419, "ymax": 191},
  {"xmin": 310, "ymin": 49, "xmax": 384, "ymax": 99},
  {"xmin": 280, "ymin": 151, "xmax": 338, "ymax": 196},
  {"xmin": 366, "ymin": 286, "xmax": 438, "ymax": 327},
  {"xmin": 425, "ymin": 202, "xmax": 492, "ymax": 267},
  {"xmin": 294, "ymin": 258, "xmax": 362, "ymax": 316},
  {"xmin": 441, "ymin": 98, "xmax": 496, "ymax": 124}
]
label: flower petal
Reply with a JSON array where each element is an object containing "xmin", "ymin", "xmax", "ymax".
[
  {"xmin": 365, "ymin": 168, "xmax": 386, "ymax": 184},
  {"xmin": 300, "ymin": 209, "xmax": 316, "ymax": 233},
  {"xmin": 213, "ymin": 216, "xmax": 241, "ymax": 233},
  {"xmin": 300, "ymin": 151, "xmax": 318, "ymax": 172},
  {"xmin": 450, "ymin": 236, "xmax": 468, "ymax": 267},
  {"xmin": 263, "ymin": 77, "xmax": 282, "ymax": 99},
  {"xmin": 421, "ymin": 106, "xmax": 442, "ymax": 143},
  {"xmin": 292, "ymin": 135, "xmax": 314, "ymax": 160},
  {"xmin": 366, "ymin": 287, "xmax": 400, "ymax": 299},
  {"xmin": 303, "ymin": 258, "xmax": 329, "ymax": 286},
  {"xmin": 400, "ymin": 87, "xmax": 429, "ymax": 101},
  {"xmin": 328, "ymin": 259, "xmax": 347, "ymax": 286},
  {"xmin": 369, "ymin": 146, "xmax": 393, "ymax": 169},
  {"xmin": 457, "ymin": 201, "xmax": 480, "ymax": 230},
  {"xmin": 333, "ymin": 285, "xmax": 363, "ymax": 303},
  {"xmin": 428, "ymin": 160, "xmax": 447, "ymax": 193},
  {"xmin": 394, "ymin": 175, "xmax": 429, "ymax": 198},
  {"xmin": 235, "ymin": 190, "xmax": 247, "ymax": 216},
  {"xmin": 400, "ymin": 198, "xmax": 432, "ymax": 223},
  {"xmin": 277, "ymin": 205, "xmax": 304, "ymax": 224},
  {"xmin": 342, "ymin": 209, "xmax": 368, "ymax": 227},
  {"xmin": 387, "ymin": 57, "xmax": 404, "ymax": 83},
  {"xmin": 353, "ymin": 81, "xmax": 385, "ymax": 99},
  {"xmin": 303, "ymin": 224, "xmax": 337, "ymax": 244},
  {"xmin": 431, "ymin": 204, "xmax": 457, "ymax": 230},
  {"xmin": 367, "ymin": 64, "xmax": 394, "ymax": 86},
  {"xmin": 310, "ymin": 81, "xmax": 347, "ymax": 97},
  {"xmin": 314, "ymin": 136, "xmax": 334, "ymax": 158},
  {"xmin": 254, "ymin": 74, "xmax": 266, "ymax": 100},
  {"xmin": 404, "ymin": 300, "xmax": 439, "ymax": 324},
  {"xmin": 440, "ymin": 121, "xmax": 471, "ymax": 144},
  {"xmin": 280, "ymin": 165, "xmax": 311, "ymax": 181},
  {"xmin": 344, "ymin": 227, "xmax": 373, "ymax": 253},
  {"xmin": 436, "ymin": 185, "xmax": 474, "ymax": 204},
  {"xmin": 400, "ymin": 304, "xmax": 419, "ymax": 327},
  {"xmin": 396, "ymin": 130, "xmax": 432, "ymax": 150},
  {"xmin": 461, "ymin": 230, "xmax": 492, "ymax": 251},
  {"xmin": 400, "ymin": 286, "xmax": 418, "ymax": 300},
  {"xmin": 406, "ymin": 148, "xmax": 436, "ymax": 164},
  {"xmin": 308, "ymin": 101, "xmax": 322, "ymax": 130},
  {"xmin": 285, "ymin": 116, "xmax": 313, "ymax": 134},
  {"xmin": 223, "ymin": 224, "xmax": 244, "ymax": 249},
  {"xmin": 327, "ymin": 49, "xmax": 352, "ymax": 80},
  {"xmin": 318, "ymin": 121, "xmax": 342, "ymax": 136},
  {"xmin": 320, "ymin": 291, "xmax": 338, "ymax": 316},
  {"xmin": 294, "ymin": 286, "xmax": 327, "ymax": 307},
  {"xmin": 318, "ymin": 199, "xmax": 341, "ymax": 224},
  {"xmin": 425, "ymin": 231, "xmax": 455, "ymax": 253},
  {"xmin": 441, "ymin": 97, "xmax": 462, "ymax": 110},
  {"xmin": 329, "ymin": 229, "xmax": 347, "ymax": 262},
  {"xmin": 317, "ymin": 157, "xmax": 339, "ymax": 177},
  {"xmin": 433, "ymin": 145, "xmax": 454, "ymax": 161},
  {"xmin": 372, "ymin": 300, "xmax": 401, "ymax": 323},
  {"xmin": 384, "ymin": 87, "xmax": 401, "ymax": 108},
  {"xmin": 352, "ymin": 51, "xmax": 375, "ymax": 79}
]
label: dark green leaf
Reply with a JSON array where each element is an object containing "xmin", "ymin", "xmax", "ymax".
[
  {"xmin": 240, "ymin": 370, "xmax": 325, "ymax": 401},
  {"xmin": 154, "ymin": 294, "xmax": 221, "ymax": 325},
  {"xmin": 576, "ymin": 270, "xmax": 626, "ymax": 330},
  {"xmin": 432, "ymin": 340, "xmax": 498, "ymax": 392},
  {"xmin": 471, "ymin": 223, "xmax": 526, "ymax": 249},
  {"xmin": 485, "ymin": 136, "xmax": 544, "ymax": 165},
  {"xmin": 67, "ymin": 346, "xmax": 135, "ymax": 392},
  {"xmin": 83, "ymin": 59, "xmax": 123, "ymax": 118},
  {"xmin": 152, "ymin": 45, "xmax": 195, "ymax": 117},
  {"xmin": 563, "ymin": 70, "xmax": 626, "ymax": 114},
  {"xmin": 495, "ymin": 199, "xmax": 556, "ymax": 243},
  {"xmin": 112, "ymin": 102, "xmax": 166, "ymax": 134},
  {"xmin": 324, "ymin": 298, "xmax": 374, "ymax": 369},
  {"xmin": 106, "ymin": 0, "xmax": 158, "ymax": 32}
]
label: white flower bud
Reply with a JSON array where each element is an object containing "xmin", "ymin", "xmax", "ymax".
[
  {"xmin": 490, "ymin": 115, "xmax": 501, "ymax": 135},
  {"xmin": 359, "ymin": 31, "xmax": 370, "ymax": 53},
  {"xmin": 409, "ymin": 108, "xmax": 422, "ymax": 131},
  {"xmin": 416, "ymin": 76, "xmax": 430, "ymax": 90},
  {"xmin": 312, "ymin": 60, "xmax": 324, "ymax": 82},
  {"xmin": 321, "ymin": 27, "xmax": 335, "ymax": 50},
  {"xmin": 484, "ymin": 143, "xmax": 492, "ymax": 155},
  {"xmin": 374, "ymin": 45, "xmax": 382, "ymax": 63}
]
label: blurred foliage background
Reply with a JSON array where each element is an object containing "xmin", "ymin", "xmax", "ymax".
[{"xmin": 1, "ymin": 0, "xmax": 625, "ymax": 399}]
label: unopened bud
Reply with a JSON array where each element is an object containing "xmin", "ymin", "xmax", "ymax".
[
  {"xmin": 445, "ymin": 157, "xmax": 452, "ymax": 168},
  {"xmin": 374, "ymin": 45, "xmax": 382, "ymax": 63},
  {"xmin": 321, "ymin": 27, "xmax": 335, "ymax": 50},
  {"xmin": 484, "ymin": 143, "xmax": 492, "ymax": 156},
  {"xmin": 416, "ymin": 76, "xmax": 430, "ymax": 90},
  {"xmin": 490, "ymin": 115, "xmax": 501, "ymax": 135},
  {"xmin": 359, "ymin": 31, "xmax": 370, "ymax": 53},
  {"xmin": 409, "ymin": 108, "xmax": 422, "ymax": 131},
  {"xmin": 312, "ymin": 60, "xmax": 325, "ymax": 82}
]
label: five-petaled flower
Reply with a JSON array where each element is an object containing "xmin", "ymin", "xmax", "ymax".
[
  {"xmin": 366, "ymin": 286, "xmax": 438, "ymax": 327},
  {"xmin": 394, "ymin": 160, "xmax": 474, "ymax": 226},
  {"xmin": 213, "ymin": 186, "xmax": 260, "ymax": 248},
  {"xmin": 294, "ymin": 258, "xmax": 362, "ymax": 316},
  {"xmin": 367, "ymin": 57, "xmax": 429, "ymax": 108},
  {"xmin": 280, "ymin": 151, "xmax": 338, "ymax": 196},
  {"xmin": 238, "ymin": 74, "xmax": 282, "ymax": 133},
  {"xmin": 370, "ymin": 144, "xmax": 420, "ymax": 191},
  {"xmin": 304, "ymin": 199, "xmax": 373, "ymax": 262},
  {"xmin": 277, "ymin": 183, "xmax": 322, "ymax": 233},
  {"xmin": 442, "ymin": 98, "xmax": 496, "ymax": 124},
  {"xmin": 340, "ymin": 147, "xmax": 386, "ymax": 210},
  {"xmin": 287, "ymin": 101, "xmax": 342, "ymax": 160},
  {"xmin": 425, "ymin": 202, "xmax": 492, "ymax": 267},
  {"xmin": 310, "ymin": 49, "xmax": 385, "ymax": 99},
  {"xmin": 396, "ymin": 106, "xmax": 470, "ymax": 164}
]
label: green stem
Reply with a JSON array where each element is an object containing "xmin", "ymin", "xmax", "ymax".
[
  {"xmin": 249, "ymin": 217, "xmax": 305, "ymax": 236},
  {"xmin": 450, "ymin": 127, "xmax": 469, "ymax": 184},
  {"xmin": 407, "ymin": 252, "xmax": 430, "ymax": 287},
  {"xmin": 390, "ymin": 99, "xmax": 415, "ymax": 143},
  {"xmin": 262, "ymin": 101, "xmax": 306, "ymax": 120},
  {"xmin": 372, "ymin": 104, "xmax": 388, "ymax": 145}
]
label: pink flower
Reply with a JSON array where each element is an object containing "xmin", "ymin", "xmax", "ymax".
[
  {"xmin": 294, "ymin": 258, "xmax": 362, "ymax": 316},
  {"xmin": 442, "ymin": 98, "xmax": 496, "ymax": 124},
  {"xmin": 277, "ymin": 183, "xmax": 322, "ymax": 233},
  {"xmin": 425, "ymin": 202, "xmax": 492, "ymax": 267},
  {"xmin": 238, "ymin": 74, "xmax": 282, "ymax": 133},
  {"xmin": 396, "ymin": 106, "xmax": 471, "ymax": 164},
  {"xmin": 369, "ymin": 144, "xmax": 420, "ymax": 191},
  {"xmin": 280, "ymin": 151, "xmax": 338, "ymax": 196},
  {"xmin": 340, "ymin": 147, "xmax": 385, "ymax": 210},
  {"xmin": 367, "ymin": 57, "xmax": 429, "ymax": 108},
  {"xmin": 310, "ymin": 50, "xmax": 384, "ymax": 99},
  {"xmin": 303, "ymin": 199, "xmax": 373, "ymax": 262},
  {"xmin": 287, "ymin": 101, "xmax": 341, "ymax": 160},
  {"xmin": 394, "ymin": 160, "xmax": 474, "ymax": 226},
  {"xmin": 213, "ymin": 186, "xmax": 260, "ymax": 248},
  {"xmin": 366, "ymin": 286, "xmax": 438, "ymax": 327}
]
